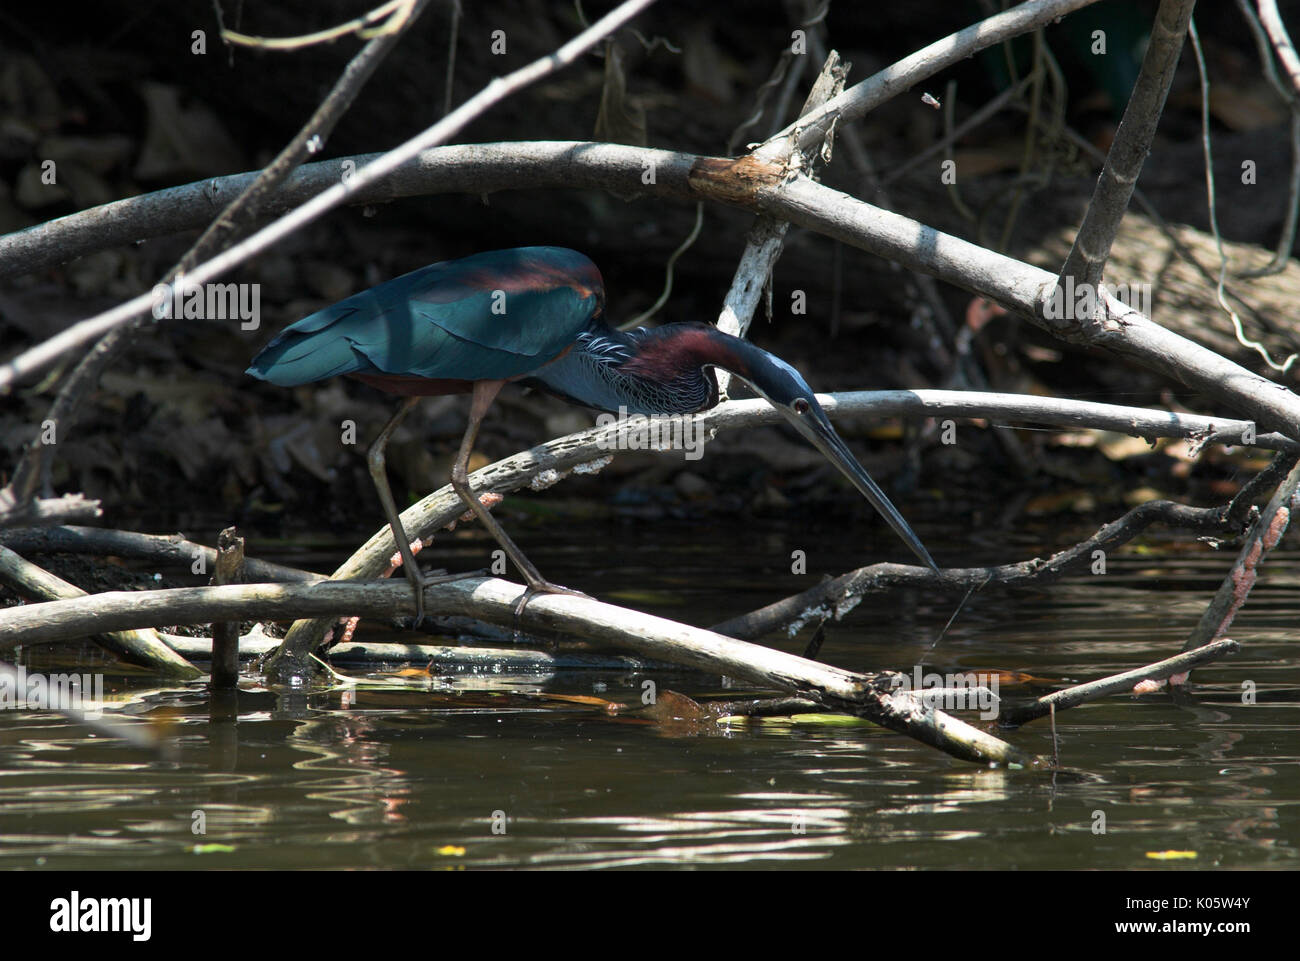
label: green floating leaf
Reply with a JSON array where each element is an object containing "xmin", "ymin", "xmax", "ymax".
[{"xmin": 719, "ymin": 713, "xmax": 869, "ymax": 727}]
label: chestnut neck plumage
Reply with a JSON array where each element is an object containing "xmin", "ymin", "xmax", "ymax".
[{"xmin": 524, "ymin": 320, "xmax": 772, "ymax": 417}]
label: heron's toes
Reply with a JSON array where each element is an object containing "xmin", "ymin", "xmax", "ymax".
[{"xmin": 513, "ymin": 580, "xmax": 592, "ymax": 618}]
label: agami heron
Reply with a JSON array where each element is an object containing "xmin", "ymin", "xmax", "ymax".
[{"xmin": 247, "ymin": 246, "xmax": 937, "ymax": 620}]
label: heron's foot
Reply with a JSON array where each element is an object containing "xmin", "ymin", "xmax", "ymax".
[
  {"xmin": 404, "ymin": 568, "xmax": 491, "ymax": 629},
  {"xmin": 512, "ymin": 579, "xmax": 592, "ymax": 619}
]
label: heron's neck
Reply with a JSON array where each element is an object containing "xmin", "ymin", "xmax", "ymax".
[{"xmin": 526, "ymin": 321, "xmax": 728, "ymax": 416}]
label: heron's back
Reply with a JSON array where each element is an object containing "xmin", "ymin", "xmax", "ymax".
[{"xmin": 246, "ymin": 247, "xmax": 605, "ymax": 387}]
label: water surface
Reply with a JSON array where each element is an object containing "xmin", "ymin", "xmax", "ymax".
[{"xmin": 2, "ymin": 514, "xmax": 1296, "ymax": 870}]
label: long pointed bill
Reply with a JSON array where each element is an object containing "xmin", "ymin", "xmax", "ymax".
[{"xmin": 783, "ymin": 408, "xmax": 939, "ymax": 572}]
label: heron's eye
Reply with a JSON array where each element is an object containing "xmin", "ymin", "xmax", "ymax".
[{"xmin": 793, "ymin": 398, "xmax": 811, "ymax": 415}]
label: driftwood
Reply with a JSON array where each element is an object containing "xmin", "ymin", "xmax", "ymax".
[
  {"xmin": 998, "ymin": 639, "xmax": 1241, "ymax": 727},
  {"xmin": 0, "ymin": 575, "xmax": 1040, "ymax": 766},
  {"xmin": 0, "ymin": 546, "xmax": 200, "ymax": 677},
  {"xmin": 210, "ymin": 527, "xmax": 245, "ymax": 689},
  {"xmin": 1178, "ymin": 455, "xmax": 1300, "ymax": 664}
]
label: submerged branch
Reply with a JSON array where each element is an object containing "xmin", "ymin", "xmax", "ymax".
[
  {"xmin": 998, "ymin": 639, "xmax": 1241, "ymax": 727},
  {"xmin": 1179, "ymin": 453, "xmax": 1300, "ymax": 663},
  {"xmin": 0, "ymin": 575, "xmax": 1040, "ymax": 767},
  {"xmin": 712, "ymin": 496, "xmax": 1261, "ymax": 641}
]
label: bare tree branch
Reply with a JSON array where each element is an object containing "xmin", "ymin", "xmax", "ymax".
[
  {"xmin": 0, "ymin": 493, "xmax": 102, "ymax": 528},
  {"xmin": 1059, "ymin": 0, "xmax": 1197, "ymax": 290},
  {"xmin": 998, "ymin": 639, "xmax": 1241, "ymax": 727},
  {"xmin": 259, "ymin": 385, "xmax": 1285, "ymax": 673},
  {"xmin": 1178, "ymin": 453, "xmax": 1300, "ymax": 663},
  {"xmin": 0, "ymin": 546, "xmax": 201, "ymax": 677},
  {"xmin": 711, "ymin": 490, "xmax": 1275, "ymax": 641},
  {"xmin": 715, "ymin": 48, "xmax": 848, "ymax": 397},
  {"xmin": 764, "ymin": 0, "xmax": 1104, "ymax": 158},
  {"xmin": 0, "ymin": 575, "xmax": 1041, "ymax": 767},
  {"xmin": 7, "ymin": 138, "xmax": 1298, "ymax": 442},
  {"xmin": 0, "ymin": 526, "xmax": 322, "ymax": 582}
]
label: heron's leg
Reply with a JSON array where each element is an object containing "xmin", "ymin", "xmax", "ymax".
[
  {"xmin": 450, "ymin": 380, "xmax": 589, "ymax": 615},
  {"xmin": 367, "ymin": 396, "xmax": 430, "ymax": 623}
]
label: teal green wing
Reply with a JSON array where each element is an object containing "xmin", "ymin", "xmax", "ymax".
[{"xmin": 246, "ymin": 247, "xmax": 604, "ymax": 386}]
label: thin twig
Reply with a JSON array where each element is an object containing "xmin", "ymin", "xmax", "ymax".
[
  {"xmin": 221, "ymin": 0, "xmax": 416, "ymax": 50},
  {"xmin": 710, "ymin": 495, "xmax": 1267, "ymax": 641},
  {"xmin": 443, "ymin": 0, "xmax": 462, "ymax": 117},
  {"xmin": 619, "ymin": 202, "xmax": 704, "ymax": 329},
  {"xmin": 999, "ymin": 639, "xmax": 1240, "ymax": 726},
  {"xmin": 1178, "ymin": 453, "xmax": 1300, "ymax": 661},
  {"xmin": 1189, "ymin": 19, "xmax": 1299, "ymax": 373},
  {"xmin": 1234, "ymin": 0, "xmax": 1300, "ymax": 278},
  {"xmin": 763, "ymin": 0, "xmax": 1104, "ymax": 158}
]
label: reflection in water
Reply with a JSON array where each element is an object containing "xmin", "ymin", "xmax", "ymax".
[{"xmin": 1, "ymin": 522, "xmax": 1298, "ymax": 869}]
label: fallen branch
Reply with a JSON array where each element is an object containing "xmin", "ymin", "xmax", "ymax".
[
  {"xmin": 262, "ymin": 387, "xmax": 1283, "ymax": 673},
  {"xmin": 0, "ymin": 493, "xmax": 102, "ymax": 528},
  {"xmin": 0, "ymin": 575, "xmax": 1042, "ymax": 766},
  {"xmin": 210, "ymin": 527, "xmax": 245, "ymax": 689},
  {"xmin": 0, "ymin": 526, "xmax": 323, "ymax": 582},
  {"xmin": 1178, "ymin": 453, "xmax": 1300, "ymax": 664},
  {"xmin": 165, "ymin": 627, "xmax": 679, "ymax": 672},
  {"xmin": 711, "ymin": 494, "xmax": 1266, "ymax": 640},
  {"xmin": 997, "ymin": 639, "xmax": 1241, "ymax": 727},
  {"xmin": 0, "ymin": 546, "xmax": 201, "ymax": 677},
  {"xmin": 9, "ymin": 135, "xmax": 1298, "ymax": 452}
]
